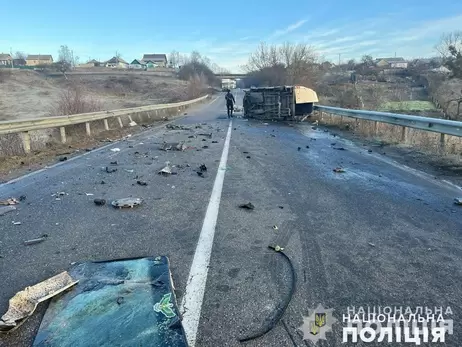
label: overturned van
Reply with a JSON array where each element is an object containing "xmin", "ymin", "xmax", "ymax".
[{"xmin": 243, "ymin": 85, "xmax": 318, "ymax": 121}]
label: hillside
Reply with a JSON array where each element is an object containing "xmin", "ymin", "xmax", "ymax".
[{"xmin": 0, "ymin": 69, "xmax": 192, "ymax": 121}]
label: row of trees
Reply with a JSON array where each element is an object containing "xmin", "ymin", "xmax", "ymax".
[
  {"xmin": 240, "ymin": 30, "xmax": 462, "ymax": 87},
  {"xmin": 242, "ymin": 42, "xmax": 321, "ymax": 88}
]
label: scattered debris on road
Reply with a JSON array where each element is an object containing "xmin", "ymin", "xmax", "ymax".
[
  {"xmin": 203, "ymin": 145, "xmax": 209, "ymax": 149},
  {"xmin": 24, "ymin": 234, "xmax": 49, "ymax": 246},
  {"xmin": 93, "ymin": 199, "xmax": 106, "ymax": 206},
  {"xmin": 0, "ymin": 206, "xmax": 16, "ymax": 216},
  {"xmin": 197, "ymin": 171, "xmax": 205, "ymax": 177},
  {"xmin": 85, "ymin": 193, "xmax": 94, "ymax": 196},
  {"xmin": 198, "ymin": 133, "xmax": 212, "ymax": 138},
  {"xmin": 0, "ymin": 198, "xmax": 19, "ymax": 205},
  {"xmin": 160, "ymin": 142, "xmax": 187, "ymax": 151},
  {"xmin": 166, "ymin": 124, "xmax": 191, "ymax": 130},
  {"xmin": 100, "ymin": 180, "xmax": 106, "ymax": 184},
  {"xmin": 0, "ymin": 271, "xmax": 78, "ymax": 333},
  {"xmin": 333, "ymin": 167, "xmax": 346, "ymax": 173},
  {"xmin": 137, "ymin": 180, "xmax": 148, "ymax": 186},
  {"xmin": 278, "ymin": 206, "xmax": 284, "ymax": 209},
  {"xmin": 272, "ymin": 225, "xmax": 278, "ymax": 230},
  {"xmin": 199, "ymin": 164, "xmax": 207, "ymax": 172},
  {"xmin": 454, "ymin": 198, "xmax": 462, "ymax": 205},
  {"xmin": 306, "ymin": 145, "xmax": 310, "ymax": 149},
  {"xmin": 105, "ymin": 167, "xmax": 117, "ymax": 173},
  {"xmin": 111, "ymin": 198, "xmax": 143, "ymax": 208},
  {"xmin": 239, "ymin": 202, "xmax": 255, "ymax": 210},
  {"xmin": 212, "ymin": 140, "xmax": 218, "ymax": 143},
  {"xmin": 297, "ymin": 147, "xmax": 301, "ymax": 151},
  {"xmin": 158, "ymin": 162, "xmax": 173, "ymax": 176},
  {"xmin": 110, "ymin": 161, "xmax": 118, "ymax": 165},
  {"xmin": 124, "ymin": 169, "xmax": 134, "ymax": 173},
  {"xmin": 58, "ymin": 156, "xmax": 68, "ymax": 162},
  {"xmin": 12, "ymin": 221, "xmax": 21, "ymax": 225},
  {"xmin": 368, "ymin": 242, "xmax": 376, "ymax": 247},
  {"xmin": 333, "ymin": 147, "xmax": 346, "ymax": 151},
  {"xmin": 19, "ymin": 195, "xmax": 26, "ymax": 201},
  {"xmin": 110, "ymin": 148, "xmax": 121, "ymax": 152},
  {"xmin": 246, "ymin": 156, "xmax": 251, "ymax": 159}
]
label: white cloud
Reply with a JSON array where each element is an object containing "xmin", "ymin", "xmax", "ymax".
[{"xmin": 270, "ymin": 19, "xmax": 309, "ymax": 39}]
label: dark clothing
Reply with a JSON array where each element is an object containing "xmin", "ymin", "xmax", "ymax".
[
  {"xmin": 225, "ymin": 92, "xmax": 235, "ymax": 118},
  {"xmin": 225, "ymin": 92, "xmax": 235, "ymax": 105}
]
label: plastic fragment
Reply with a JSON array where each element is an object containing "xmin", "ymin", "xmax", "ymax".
[
  {"xmin": 111, "ymin": 198, "xmax": 143, "ymax": 208},
  {"xmin": 110, "ymin": 148, "xmax": 120, "ymax": 152},
  {"xmin": 24, "ymin": 234, "xmax": 48, "ymax": 246}
]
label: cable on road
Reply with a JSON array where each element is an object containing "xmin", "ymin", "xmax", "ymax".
[{"xmin": 238, "ymin": 245, "xmax": 296, "ymax": 343}]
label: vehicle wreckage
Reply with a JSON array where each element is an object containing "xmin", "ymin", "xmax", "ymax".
[{"xmin": 243, "ymin": 85, "xmax": 318, "ymax": 121}]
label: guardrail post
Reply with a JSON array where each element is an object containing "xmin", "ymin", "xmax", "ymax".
[
  {"xmin": 85, "ymin": 122, "xmax": 91, "ymax": 136},
  {"xmin": 103, "ymin": 119, "xmax": 109, "ymax": 131},
  {"xmin": 21, "ymin": 131, "xmax": 31, "ymax": 154},
  {"xmin": 60, "ymin": 127, "xmax": 66, "ymax": 143},
  {"xmin": 128, "ymin": 115, "xmax": 134, "ymax": 123},
  {"xmin": 373, "ymin": 121, "xmax": 378, "ymax": 135},
  {"xmin": 401, "ymin": 126, "xmax": 407, "ymax": 142},
  {"xmin": 439, "ymin": 133, "xmax": 446, "ymax": 152},
  {"xmin": 117, "ymin": 117, "xmax": 123, "ymax": 128}
]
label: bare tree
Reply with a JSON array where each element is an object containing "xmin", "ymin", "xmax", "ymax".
[
  {"xmin": 347, "ymin": 59, "xmax": 356, "ymax": 70},
  {"xmin": 54, "ymin": 45, "xmax": 77, "ymax": 77},
  {"xmin": 115, "ymin": 51, "xmax": 122, "ymax": 59},
  {"xmin": 169, "ymin": 50, "xmax": 180, "ymax": 68},
  {"xmin": 14, "ymin": 51, "xmax": 27, "ymax": 60},
  {"xmin": 361, "ymin": 55, "xmax": 374, "ymax": 66},
  {"xmin": 243, "ymin": 42, "xmax": 319, "ymax": 87},
  {"xmin": 436, "ymin": 31, "xmax": 462, "ymax": 77}
]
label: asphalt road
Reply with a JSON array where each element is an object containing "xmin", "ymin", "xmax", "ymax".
[{"xmin": 1, "ymin": 91, "xmax": 462, "ymax": 347}]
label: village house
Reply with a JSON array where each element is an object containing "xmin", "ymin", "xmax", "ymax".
[
  {"xmin": 0, "ymin": 53, "xmax": 13, "ymax": 66},
  {"xmin": 104, "ymin": 57, "xmax": 129, "ymax": 69},
  {"xmin": 26, "ymin": 54, "xmax": 54, "ymax": 66},
  {"xmin": 375, "ymin": 57, "xmax": 408, "ymax": 69},
  {"xmin": 141, "ymin": 54, "xmax": 167, "ymax": 67}
]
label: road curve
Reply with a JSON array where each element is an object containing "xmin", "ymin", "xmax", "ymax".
[{"xmin": 1, "ymin": 91, "xmax": 461, "ymax": 347}]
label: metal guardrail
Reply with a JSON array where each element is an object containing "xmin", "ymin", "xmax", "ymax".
[
  {"xmin": 315, "ymin": 105, "xmax": 462, "ymax": 138},
  {"xmin": 0, "ymin": 95, "xmax": 209, "ymax": 153}
]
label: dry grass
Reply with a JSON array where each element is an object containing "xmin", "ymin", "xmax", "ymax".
[
  {"xmin": 0, "ymin": 69, "xmax": 11, "ymax": 83},
  {"xmin": 50, "ymin": 83, "xmax": 102, "ymax": 116},
  {"xmin": 317, "ymin": 112, "xmax": 462, "ymax": 156}
]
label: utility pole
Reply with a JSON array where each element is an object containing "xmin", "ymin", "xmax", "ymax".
[
  {"xmin": 10, "ymin": 47, "xmax": 13, "ymax": 68},
  {"xmin": 338, "ymin": 53, "xmax": 341, "ymax": 66}
]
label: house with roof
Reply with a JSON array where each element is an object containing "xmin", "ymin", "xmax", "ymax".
[
  {"xmin": 375, "ymin": 57, "xmax": 408, "ymax": 69},
  {"xmin": 0, "ymin": 53, "xmax": 12, "ymax": 66},
  {"xmin": 104, "ymin": 57, "xmax": 129, "ymax": 69},
  {"xmin": 79, "ymin": 59, "xmax": 102, "ymax": 68},
  {"xmin": 129, "ymin": 59, "xmax": 145, "ymax": 69},
  {"xmin": 26, "ymin": 54, "xmax": 53, "ymax": 66},
  {"xmin": 141, "ymin": 54, "xmax": 167, "ymax": 67}
]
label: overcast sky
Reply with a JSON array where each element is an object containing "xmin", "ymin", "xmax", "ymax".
[{"xmin": 1, "ymin": 0, "xmax": 462, "ymax": 72}]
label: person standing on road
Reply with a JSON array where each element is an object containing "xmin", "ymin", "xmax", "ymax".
[{"xmin": 225, "ymin": 89, "xmax": 236, "ymax": 118}]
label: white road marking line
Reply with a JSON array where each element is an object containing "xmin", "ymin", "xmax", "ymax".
[{"xmin": 180, "ymin": 120, "xmax": 233, "ymax": 347}]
